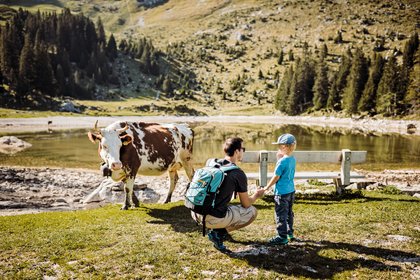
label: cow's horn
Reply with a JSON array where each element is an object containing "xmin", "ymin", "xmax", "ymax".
[
  {"xmin": 116, "ymin": 122, "xmax": 129, "ymax": 133},
  {"xmin": 93, "ymin": 120, "xmax": 99, "ymax": 132}
]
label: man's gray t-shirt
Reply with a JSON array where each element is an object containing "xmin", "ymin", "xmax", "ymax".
[{"xmin": 209, "ymin": 160, "xmax": 248, "ymax": 218}]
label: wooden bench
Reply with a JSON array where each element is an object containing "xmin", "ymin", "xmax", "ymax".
[{"xmin": 242, "ymin": 149, "xmax": 367, "ymax": 194}]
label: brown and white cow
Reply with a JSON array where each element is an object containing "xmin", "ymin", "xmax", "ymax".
[{"xmin": 88, "ymin": 121, "xmax": 194, "ymax": 210}]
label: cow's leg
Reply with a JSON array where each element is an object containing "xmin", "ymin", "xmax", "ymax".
[
  {"xmin": 165, "ymin": 163, "xmax": 182, "ymax": 203},
  {"xmin": 182, "ymin": 158, "xmax": 194, "ymax": 181},
  {"xmin": 132, "ymin": 187, "xmax": 140, "ymax": 208},
  {"xmin": 122, "ymin": 177, "xmax": 136, "ymax": 210}
]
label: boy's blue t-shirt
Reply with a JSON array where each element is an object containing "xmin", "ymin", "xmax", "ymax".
[{"xmin": 274, "ymin": 155, "xmax": 296, "ymax": 195}]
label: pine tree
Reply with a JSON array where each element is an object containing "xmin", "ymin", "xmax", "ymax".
[
  {"xmin": 321, "ymin": 43, "xmax": 328, "ymax": 60},
  {"xmin": 275, "ymin": 66, "xmax": 294, "ymax": 111},
  {"xmin": 118, "ymin": 39, "xmax": 128, "ymax": 53},
  {"xmin": 106, "ymin": 34, "xmax": 118, "ymax": 60},
  {"xmin": 286, "ymin": 56, "xmax": 315, "ymax": 115},
  {"xmin": 56, "ymin": 64, "xmax": 65, "ymax": 97},
  {"xmin": 327, "ymin": 49, "xmax": 352, "ymax": 111},
  {"xmin": 334, "ymin": 30, "xmax": 343, "ymax": 44},
  {"xmin": 376, "ymin": 55, "xmax": 403, "ymax": 116},
  {"xmin": 85, "ymin": 20, "xmax": 98, "ymax": 54},
  {"xmin": 358, "ymin": 53, "xmax": 385, "ymax": 113},
  {"xmin": 342, "ymin": 48, "xmax": 368, "ymax": 114},
  {"xmin": 258, "ymin": 69, "xmax": 264, "ymax": 79},
  {"xmin": 399, "ymin": 32, "xmax": 420, "ymax": 112},
  {"xmin": 404, "ymin": 47, "xmax": 420, "ymax": 115},
  {"xmin": 312, "ymin": 58, "xmax": 329, "ymax": 110},
  {"xmin": 402, "ymin": 32, "xmax": 419, "ymax": 70},
  {"xmin": 1, "ymin": 23, "xmax": 21, "ymax": 87},
  {"xmin": 288, "ymin": 49, "xmax": 294, "ymax": 61},
  {"xmin": 33, "ymin": 44, "xmax": 55, "ymax": 96},
  {"xmin": 140, "ymin": 44, "xmax": 151, "ymax": 73},
  {"xmin": 17, "ymin": 33, "xmax": 36, "ymax": 98},
  {"xmin": 96, "ymin": 17, "xmax": 106, "ymax": 45},
  {"xmin": 277, "ymin": 49, "xmax": 284, "ymax": 65}
]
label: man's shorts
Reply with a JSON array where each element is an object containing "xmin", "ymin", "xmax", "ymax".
[{"xmin": 191, "ymin": 205, "xmax": 257, "ymax": 232}]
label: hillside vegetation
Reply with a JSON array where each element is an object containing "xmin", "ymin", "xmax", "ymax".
[{"xmin": 0, "ymin": 0, "xmax": 419, "ymax": 117}]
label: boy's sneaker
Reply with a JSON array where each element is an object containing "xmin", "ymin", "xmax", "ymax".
[
  {"xmin": 267, "ymin": 235, "xmax": 288, "ymax": 246},
  {"xmin": 208, "ymin": 230, "xmax": 227, "ymax": 251},
  {"xmin": 288, "ymin": 234, "xmax": 302, "ymax": 242}
]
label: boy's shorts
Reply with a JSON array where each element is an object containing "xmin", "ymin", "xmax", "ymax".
[{"xmin": 191, "ymin": 205, "xmax": 257, "ymax": 232}]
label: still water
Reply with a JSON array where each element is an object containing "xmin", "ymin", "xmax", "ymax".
[{"xmin": 1, "ymin": 122, "xmax": 419, "ymax": 172}]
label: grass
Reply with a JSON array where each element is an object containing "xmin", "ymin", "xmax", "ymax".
[{"xmin": 0, "ymin": 191, "xmax": 419, "ymax": 279}]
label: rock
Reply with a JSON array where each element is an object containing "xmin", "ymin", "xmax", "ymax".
[
  {"xmin": 304, "ymin": 189, "xmax": 320, "ymax": 194},
  {"xmin": 407, "ymin": 124, "xmax": 416, "ymax": 134},
  {"xmin": 344, "ymin": 183, "xmax": 358, "ymax": 190},
  {"xmin": 413, "ymin": 193, "xmax": 420, "ymax": 198},
  {"xmin": 0, "ymin": 136, "xmax": 32, "ymax": 154},
  {"xmin": 59, "ymin": 100, "xmax": 81, "ymax": 113},
  {"xmin": 366, "ymin": 182, "xmax": 382, "ymax": 190},
  {"xmin": 82, "ymin": 177, "xmax": 170, "ymax": 205},
  {"xmin": 387, "ymin": 235, "xmax": 411, "ymax": 242}
]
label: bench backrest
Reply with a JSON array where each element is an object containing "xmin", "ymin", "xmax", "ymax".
[
  {"xmin": 242, "ymin": 149, "xmax": 367, "ymax": 186},
  {"xmin": 242, "ymin": 150, "xmax": 367, "ymax": 163}
]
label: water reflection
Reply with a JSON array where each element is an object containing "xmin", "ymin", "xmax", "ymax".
[{"xmin": 0, "ymin": 123, "xmax": 419, "ymax": 171}]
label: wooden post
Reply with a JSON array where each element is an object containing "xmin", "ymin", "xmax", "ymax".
[
  {"xmin": 340, "ymin": 149, "xmax": 351, "ymax": 187},
  {"xmin": 259, "ymin": 151, "xmax": 268, "ymax": 187},
  {"xmin": 334, "ymin": 178, "xmax": 343, "ymax": 195}
]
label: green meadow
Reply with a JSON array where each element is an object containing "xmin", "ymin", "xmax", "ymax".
[{"xmin": 1, "ymin": 191, "xmax": 418, "ymax": 279}]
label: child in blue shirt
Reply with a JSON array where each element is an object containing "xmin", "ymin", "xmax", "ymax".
[{"xmin": 265, "ymin": 133, "xmax": 297, "ymax": 245}]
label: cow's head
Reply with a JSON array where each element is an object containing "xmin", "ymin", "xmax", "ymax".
[{"xmin": 88, "ymin": 121, "xmax": 133, "ymax": 171}]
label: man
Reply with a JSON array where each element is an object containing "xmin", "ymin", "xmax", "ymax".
[{"xmin": 191, "ymin": 137, "xmax": 266, "ymax": 252}]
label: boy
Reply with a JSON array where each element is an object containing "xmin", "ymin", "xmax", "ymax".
[{"xmin": 265, "ymin": 133, "xmax": 297, "ymax": 245}]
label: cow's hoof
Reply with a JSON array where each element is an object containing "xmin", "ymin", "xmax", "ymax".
[{"xmin": 120, "ymin": 205, "xmax": 129, "ymax": 210}]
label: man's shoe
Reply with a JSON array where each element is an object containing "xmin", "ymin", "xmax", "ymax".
[
  {"xmin": 267, "ymin": 236, "xmax": 289, "ymax": 246},
  {"xmin": 208, "ymin": 230, "xmax": 227, "ymax": 251},
  {"xmin": 217, "ymin": 228, "xmax": 234, "ymax": 242}
]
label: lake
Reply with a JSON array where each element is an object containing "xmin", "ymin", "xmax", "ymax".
[{"xmin": 1, "ymin": 122, "xmax": 419, "ymax": 172}]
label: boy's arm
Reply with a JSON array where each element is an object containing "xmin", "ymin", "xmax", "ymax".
[{"xmin": 264, "ymin": 175, "xmax": 279, "ymax": 191}]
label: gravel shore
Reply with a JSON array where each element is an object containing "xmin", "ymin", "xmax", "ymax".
[{"xmin": 0, "ymin": 166, "xmax": 418, "ymax": 216}]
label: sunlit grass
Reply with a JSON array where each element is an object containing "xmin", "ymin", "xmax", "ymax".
[{"xmin": 0, "ymin": 191, "xmax": 419, "ymax": 279}]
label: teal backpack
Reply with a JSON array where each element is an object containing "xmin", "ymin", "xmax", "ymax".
[{"xmin": 184, "ymin": 159, "xmax": 239, "ymax": 235}]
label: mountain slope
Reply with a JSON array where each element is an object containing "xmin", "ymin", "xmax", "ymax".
[{"xmin": 1, "ymin": 0, "xmax": 419, "ymax": 116}]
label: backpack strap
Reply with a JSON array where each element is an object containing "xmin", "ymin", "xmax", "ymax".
[
  {"xmin": 193, "ymin": 212, "xmax": 207, "ymax": 237},
  {"xmin": 202, "ymin": 215, "xmax": 207, "ymax": 236}
]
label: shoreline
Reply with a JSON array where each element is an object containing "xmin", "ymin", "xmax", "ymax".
[
  {"xmin": 0, "ymin": 115, "xmax": 419, "ymax": 135},
  {"xmin": 0, "ymin": 166, "xmax": 419, "ymax": 216}
]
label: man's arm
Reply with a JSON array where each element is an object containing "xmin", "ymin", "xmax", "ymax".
[{"xmin": 238, "ymin": 189, "xmax": 265, "ymax": 208}]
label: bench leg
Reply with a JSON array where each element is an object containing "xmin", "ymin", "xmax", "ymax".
[{"xmin": 334, "ymin": 178, "xmax": 343, "ymax": 195}]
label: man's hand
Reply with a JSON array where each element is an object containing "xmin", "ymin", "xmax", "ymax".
[{"xmin": 254, "ymin": 187, "xmax": 265, "ymax": 198}]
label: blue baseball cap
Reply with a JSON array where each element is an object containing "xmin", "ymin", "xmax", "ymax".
[{"xmin": 272, "ymin": 133, "xmax": 296, "ymax": 145}]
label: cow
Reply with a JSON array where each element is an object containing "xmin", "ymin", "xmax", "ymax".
[{"xmin": 87, "ymin": 120, "xmax": 194, "ymax": 210}]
